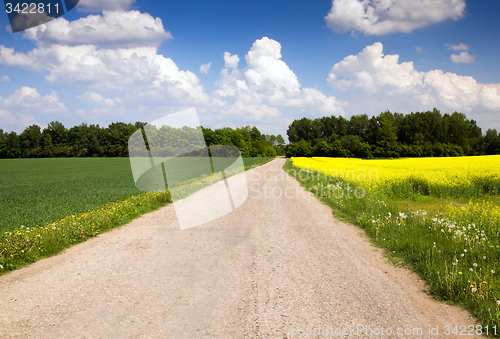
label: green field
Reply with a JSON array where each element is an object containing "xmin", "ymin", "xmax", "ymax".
[{"xmin": 0, "ymin": 157, "xmax": 271, "ymax": 233}]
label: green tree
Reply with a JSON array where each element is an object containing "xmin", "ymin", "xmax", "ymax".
[
  {"xmin": 20, "ymin": 125, "xmax": 42, "ymax": 150},
  {"xmin": 286, "ymin": 140, "xmax": 312, "ymax": 157},
  {"xmin": 485, "ymin": 129, "xmax": 500, "ymax": 155}
]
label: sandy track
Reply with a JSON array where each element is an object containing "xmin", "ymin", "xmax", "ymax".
[{"xmin": 0, "ymin": 158, "xmax": 477, "ymax": 338}]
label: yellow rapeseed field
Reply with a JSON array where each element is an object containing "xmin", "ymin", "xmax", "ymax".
[{"xmin": 291, "ymin": 155, "xmax": 500, "ymax": 197}]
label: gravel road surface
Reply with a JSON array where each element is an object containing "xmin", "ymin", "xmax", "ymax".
[{"xmin": 0, "ymin": 158, "xmax": 477, "ymax": 338}]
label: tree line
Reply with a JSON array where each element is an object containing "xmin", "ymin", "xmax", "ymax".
[
  {"xmin": 286, "ymin": 108, "xmax": 500, "ymax": 158},
  {"xmin": 0, "ymin": 121, "xmax": 285, "ymax": 158}
]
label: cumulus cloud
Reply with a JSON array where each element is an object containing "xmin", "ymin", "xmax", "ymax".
[
  {"xmin": 0, "ymin": 87, "xmax": 64, "ymax": 131},
  {"xmin": 445, "ymin": 44, "xmax": 476, "ymax": 64},
  {"xmin": 0, "ymin": 45, "xmax": 42, "ymax": 71},
  {"xmin": 200, "ymin": 62, "xmax": 211, "ymax": 74},
  {"xmin": 0, "ymin": 109, "xmax": 16, "ymax": 124},
  {"xmin": 414, "ymin": 46, "xmax": 424, "ymax": 53},
  {"xmin": 78, "ymin": 91, "xmax": 122, "ymax": 106},
  {"xmin": 212, "ymin": 37, "xmax": 344, "ymax": 117},
  {"xmin": 325, "ymin": 0, "xmax": 466, "ymax": 35},
  {"xmin": 0, "ymin": 75, "xmax": 9, "ymax": 81},
  {"xmin": 0, "ymin": 86, "xmax": 67, "ymax": 112},
  {"xmin": 327, "ymin": 42, "xmax": 500, "ymax": 113},
  {"xmin": 23, "ymin": 11, "xmax": 172, "ymax": 48},
  {"xmin": 0, "ymin": 10, "xmax": 208, "ymax": 104},
  {"xmin": 0, "ymin": 44, "xmax": 208, "ymax": 103},
  {"xmin": 78, "ymin": 0, "xmax": 135, "ymax": 12},
  {"xmin": 446, "ymin": 43, "xmax": 469, "ymax": 51},
  {"xmin": 451, "ymin": 51, "xmax": 476, "ymax": 64},
  {"xmin": 223, "ymin": 52, "xmax": 240, "ymax": 70}
]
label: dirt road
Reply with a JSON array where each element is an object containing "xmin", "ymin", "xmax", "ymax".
[{"xmin": 0, "ymin": 158, "xmax": 477, "ymax": 338}]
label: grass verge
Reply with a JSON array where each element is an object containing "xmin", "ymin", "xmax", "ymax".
[
  {"xmin": 284, "ymin": 159, "xmax": 500, "ymax": 337},
  {"xmin": 0, "ymin": 191, "xmax": 170, "ymax": 275}
]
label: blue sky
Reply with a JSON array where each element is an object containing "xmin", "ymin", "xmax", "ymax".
[{"xmin": 1, "ymin": 0, "xmax": 500, "ymax": 138}]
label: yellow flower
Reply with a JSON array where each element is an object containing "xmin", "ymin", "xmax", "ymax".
[{"xmin": 459, "ymin": 272, "xmax": 463, "ymax": 274}]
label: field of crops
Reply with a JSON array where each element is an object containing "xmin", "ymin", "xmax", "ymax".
[
  {"xmin": 0, "ymin": 157, "xmax": 271, "ymax": 233},
  {"xmin": 287, "ymin": 156, "xmax": 500, "ymax": 333},
  {"xmin": 291, "ymin": 155, "xmax": 500, "ymax": 198}
]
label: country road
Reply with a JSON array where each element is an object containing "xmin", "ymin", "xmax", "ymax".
[{"xmin": 0, "ymin": 158, "xmax": 477, "ymax": 338}]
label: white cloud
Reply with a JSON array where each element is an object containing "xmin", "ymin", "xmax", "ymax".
[
  {"xmin": 212, "ymin": 37, "xmax": 344, "ymax": 117},
  {"xmin": 415, "ymin": 46, "xmax": 424, "ymax": 53},
  {"xmin": 200, "ymin": 62, "xmax": 211, "ymax": 74},
  {"xmin": 0, "ymin": 87, "xmax": 64, "ymax": 131},
  {"xmin": 325, "ymin": 0, "xmax": 466, "ymax": 35},
  {"xmin": 0, "ymin": 109, "xmax": 16, "ymax": 124},
  {"xmin": 0, "ymin": 45, "xmax": 209, "ymax": 102},
  {"xmin": 478, "ymin": 86, "xmax": 500, "ymax": 111},
  {"xmin": 78, "ymin": 0, "xmax": 135, "ymax": 12},
  {"xmin": 0, "ymin": 45, "xmax": 42, "ymax": 71},
  {"xmin": 223, "ymin": 52, "xmax": 240, "ymax": 70},
  {"xmin": 327, "ymin": 42, "xmax": 500, "ymax": 113},
  {"xmin": 18, "ymin": 114, "xmax": 42, "ymax": 129},
  {"xmin": 23, "ymin": 11, "xmax": 172, "ymax": 48},
  {"xmin": 445, "ymin": 43, "xmax": 469, "ymax": 51},
  {"xmin": 0, "ymin": 86, "xmax": 67, "ymax": 113},
  {"xmin": 0, "ymin": 10, "xmax": 208, "ymax": 104},
  {"xmin": 0, "ymin": 75, "xmax": 9, "ymax": 81},
  {"xmin": 78, "ymin": 91, "xmax": 122, "ymax": 106},
  {"xmin": 450, "ymin": 51, "xmax": 476, "ymax": 64}
]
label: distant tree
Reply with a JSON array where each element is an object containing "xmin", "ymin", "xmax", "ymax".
[
  {"xmin": 313, "ymin": 140, "xmax": 332, "ymax": 157},
  {"xmin": 44, "ymin": 121, "xmax": 67, "ymax": 147},
  {"xmin": 286, "ymin": 140, "xmax": 312, "ymax": 157},
  {"xmin": 485, "ymin": 129, "xmax": 500, "ymax": 155},
  {"xmin": 285, "ymin": 108, "xmax": 488, "ymax": 159},
  {"xmin": 20, "ymin": 125, "xmax": 42, "ymax": 151}
]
